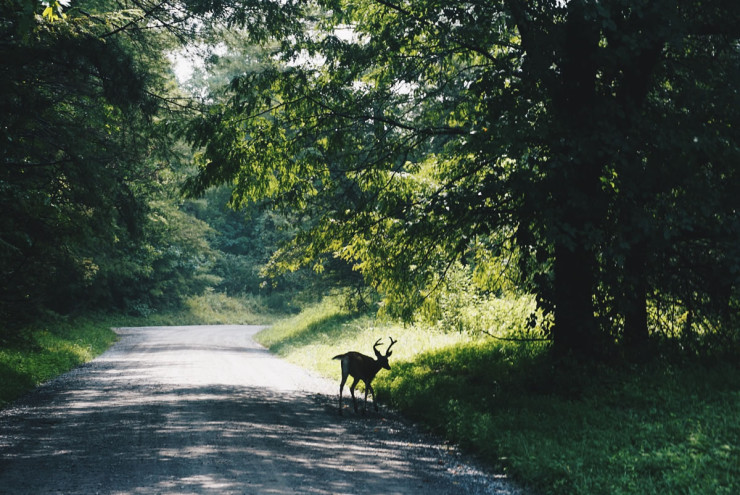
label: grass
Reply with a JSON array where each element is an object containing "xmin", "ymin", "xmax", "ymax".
[
  {"xmin": 0, "ymin": 314, "xmax": 119, "ymax": 408},
  {"xmin": 256, "ymin": 296, "xmax": 740, "ymax": 495},
  {"xmin": 255, "ymin": 296, "xmax": 475, "ymax": 379},
  {"xmin": 3, "ymin": 291, "xmax": 737, "ymax": 494},
  {"xmin": 128, "ymin": 291, "xmax": 283, "ymax": 326}
]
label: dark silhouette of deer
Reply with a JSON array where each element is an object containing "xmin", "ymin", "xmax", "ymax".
[{"xmin": 332, "ymin": 337, "xmax": 397, "ymax": 414}]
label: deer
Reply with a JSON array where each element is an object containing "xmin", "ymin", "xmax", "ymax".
[{"xmin": 332, "ymin": 337, "xmax": 397, "ymax": 415}]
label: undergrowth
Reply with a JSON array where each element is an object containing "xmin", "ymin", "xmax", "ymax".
[
  {"xmin": 130, "ymin": 292, "xmax": 282, "ymax": 326},
  {"xmin": 256, "ymin": 296, "xmax": 740, "ymax": 495}
]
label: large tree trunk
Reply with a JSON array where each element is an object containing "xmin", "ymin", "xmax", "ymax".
[
  {"xmin": 552, "ymin": 241, "xmax": 599, "ymax": 357},
  {"xmin": 623, "ymin": 246, "xmax": 649, "ymax": 352},
  {"xmin": 548, "ymin": 1, "xmax": 602, "ymax": 358}
]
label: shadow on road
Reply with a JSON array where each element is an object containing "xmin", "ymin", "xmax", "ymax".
[
  {"xmin": 1, "ymin": 384, "xmax": 443, "ymax": 494},
  {"xmin": 0, "ymin": 326, "xmax": 514, "ymax": 494}
]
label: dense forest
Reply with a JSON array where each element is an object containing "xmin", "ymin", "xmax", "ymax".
[
  {"xmin": 0, "ymin": 0, "xmax": 309, "ymax": 331},
  {"xmin": 3, "ymin": 0, "xmax": 740, "ymax": 362}
]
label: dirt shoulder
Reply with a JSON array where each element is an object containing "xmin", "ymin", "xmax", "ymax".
[{"xmin": 0, "ymin": 325, "xmax": 522, "ymax": 494}]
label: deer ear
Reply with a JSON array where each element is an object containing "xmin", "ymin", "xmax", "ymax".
[{"xmin": 386, "ymin": 351, "xmax": 392, "ymax": 357}]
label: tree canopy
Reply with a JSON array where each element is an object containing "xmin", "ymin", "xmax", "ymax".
[
  {"xmin": 184, "ymin": 0, "xmax": 740, "ymax": 357},
  {"xmin": 4, "ymin": 0, "xmax": 739, "ymax": 359},
  {"xmin": 0, "ymin": 0, "xmax": 213, "ymax": 325}
]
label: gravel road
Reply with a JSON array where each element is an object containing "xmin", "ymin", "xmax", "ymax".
[{"xmin": 0, "ymin": 325, "xmax": 523, "ymax": 494}]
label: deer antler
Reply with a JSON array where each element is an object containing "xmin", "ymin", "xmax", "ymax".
[
  {"xmin": 373, "ymin": 338, "xmax": 383, "ymax": 357},
  {"xmin": 386, "ymin": 336, "xmax": 397, "ymax": 356}
]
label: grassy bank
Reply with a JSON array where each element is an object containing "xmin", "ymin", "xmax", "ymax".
[
  {"xmin": 0, "ymin": 292, "xmax": 278, "ymax": 408},
  {"xmin": 131, "ymin": 291, "xmax": 283, "ymax": 327},
  {"xmin": 0, "ymin": 314, "xmax": 118, "ymax": 408},
  {"xmin": 256, "ymin": 297, "xmax": 740, "ymax": 495}
]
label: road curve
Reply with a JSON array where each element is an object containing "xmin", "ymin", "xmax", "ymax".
[{"xmin": 0, "ymin": 325, "xmax": 522, "ymax": 494}]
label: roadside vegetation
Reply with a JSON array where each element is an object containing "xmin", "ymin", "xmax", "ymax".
[
  {"xmin": 4, "ymin": 291, "xmax": 737, "ymax": 493},
  {"xmin": 257, "ymin": 295, "xmax": 740, "ymax": 495},
  {"xmin": 0, "ymin": 314, "xmax": 118, "ymax": 408}
]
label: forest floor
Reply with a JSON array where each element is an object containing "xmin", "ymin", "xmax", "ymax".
[{"xmin": 0, "ymin": 325, "xmax": 522, "ymax": 494}]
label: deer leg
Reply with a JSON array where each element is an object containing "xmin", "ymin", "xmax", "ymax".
[
  {"xmin": 338, "ymin": 372, "xmax": 348, "ymax": 415},
  {"xmin": 349, "ymin": 377, "xmax": 360, "ymax": 413},
  {"xmin": 367, "ymin": 383, "xmax": 379, "ymax": 411},
  {"xmin": 362, "ymin": 384, "xmax": 369, "ymax": 415}
]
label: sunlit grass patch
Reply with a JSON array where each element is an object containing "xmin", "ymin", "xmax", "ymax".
[
  {"xmin": 255, "ymin": 295, "xmax": 480, "ymax": 380},
  {"xmin": 182, "ymin": 291, "xmax": 279, "ymax": 324},
  {"xmin": 119, "ymin": 292, "xmax": 281, "ymax": 327},
  {"xmin": 257, "ymin": 297, "xmax": 740, "ymax": 495}
]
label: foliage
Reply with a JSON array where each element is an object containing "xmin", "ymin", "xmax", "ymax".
[
  {"xmin": 183, "ymin": 0, "xmax": 740, "ymax": 358},
  {"xmin": 257, "ymin": 298, "xmax": 740, "ymax": 495},
  {"xmin": 182, "ymin": 290, "xmax": 279, "ymax": 324},
  {"xmin": 178, "ymin": 37, "xmax": 373, "ymax": 306},
  {"xmin": 1, "ymin": 0, "xmax": 156, "ymax": 322},
  {"xmin": 415, "ymin": 262, "xmax": 547, "ymax": 338},
  {"xmin": 0, "ymin": 0, "xmax": 249, "ymax": 331},
  {"xmin": 182, "ymin": 186, "xmax": 301, "ymax": 295}
]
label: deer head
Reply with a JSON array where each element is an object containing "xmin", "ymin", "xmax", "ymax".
[{"xmin": 373, "ymin": 336, "xmax": 397, "ymax": 370}]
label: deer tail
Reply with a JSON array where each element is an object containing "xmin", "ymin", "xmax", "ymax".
[{"xmin": 332, "ymin": 354, "xmax": 345, "ymax": 360}]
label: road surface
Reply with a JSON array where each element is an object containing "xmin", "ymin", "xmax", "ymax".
[{"xmin": 0, "ymin": 325, "xmax": 522, "ymax": 494}]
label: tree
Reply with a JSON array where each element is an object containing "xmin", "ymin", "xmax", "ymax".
[
  {"xmin": 0, "ymin": 0, "xmax": 213, "ymax": 325},
  {"xmin": 184, "ymin": 0, "xmax": 740, "ymax": 357}
]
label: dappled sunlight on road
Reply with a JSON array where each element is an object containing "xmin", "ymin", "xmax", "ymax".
[{"xmin": 0, "ymin": 325, "xmax": 519, "ymax": 494}]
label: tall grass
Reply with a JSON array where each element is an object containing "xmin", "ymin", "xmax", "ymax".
[
  {"xmin": 256, "ymin": 296, "xmax": 740, "ymax": 495},
  {"xmin": 181, "ymin": 291, "xmax": 282, "ymax": 325},
  {"xmin": 116, "ymin": 292, "xmax": 282, "ymax": 327}
]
